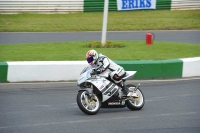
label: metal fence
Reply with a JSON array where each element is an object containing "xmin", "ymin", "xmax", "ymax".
[
  {"xmin": 0, "ymin": 0, "xmax": 84, "ymax": 13},
  {"xmin": 171, "ymin": 0, "xmax": 200, "ymax": 10}
]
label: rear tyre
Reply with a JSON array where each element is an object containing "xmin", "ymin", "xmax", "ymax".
[
  {"xmin": 77, "ymin": 91, "xmax": 101, "ymax": 115},
  {"xmin": 126, "ymin": 84, "xmax": 145, "ymax": 110}
]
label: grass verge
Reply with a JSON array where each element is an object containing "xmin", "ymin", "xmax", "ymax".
[
  {"xmin": 0, "ymin": 40, "xmax": 200, "ymax": 61},
  {"xmin": 0, "ymin": 10, "xmax": 200, "ymax": 32}
]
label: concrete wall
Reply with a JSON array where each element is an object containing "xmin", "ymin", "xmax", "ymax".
[
  {"xmin": 115, "ymin": 59, "xmax": 183, "ymax": 79},
  {"xmin": 0, "ymin": 57, "xmax": 200, "ymax": 82},
  {"xmin": 7, "ymin": 61, "xmax": 87, "ymax": 82},
  {"xmin": 181, "ymin": 57, "xmax": 200, "ymax": 77}
]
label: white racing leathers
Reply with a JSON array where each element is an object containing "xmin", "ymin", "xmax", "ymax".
[{"xmin": 95, "ymin": 54, "xmax": 126, "ymax": 84}]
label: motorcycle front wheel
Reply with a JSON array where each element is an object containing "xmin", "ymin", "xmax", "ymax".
[
  {"xmin": 77, "ymin": 91, "xmax": 101, "ymax": 115},
  {"xmin": 126, "ymin": 84, "xmax": 145, "ymax": 110}
]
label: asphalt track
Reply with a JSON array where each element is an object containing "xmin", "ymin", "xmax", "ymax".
[
  {"xmin": 0, "ymin": 79, "xmax": 200, "ymax": 133},
  {"xmin": 0, "ymin": 30, "xmax": 200, "ymax": 44},
  {"xmin": 0, "ymin": 31, "xmax": 200, "ymax": 133}
]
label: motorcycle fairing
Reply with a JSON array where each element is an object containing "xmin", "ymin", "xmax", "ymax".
[
  {"xmin": 122, "ymin": 71, "xmax": 137, "ymax": 80},
  {"xmin": 77, "ymin": 66, "xmax": 137, "ymax": 103},
  {"xmin": 86, "ymin": 78, "xmax": 120, "ymax": 102},
  {"xmin": 101, "ymin": 97, "xmax": 126, "ymax": 108}
]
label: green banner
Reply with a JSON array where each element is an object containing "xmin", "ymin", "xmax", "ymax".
[{"xmin": 0, "ymin": 62, "xmax": 8, "ymax": 82}]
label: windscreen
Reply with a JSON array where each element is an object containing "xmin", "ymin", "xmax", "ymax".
[{"xmin": 80, "ymin": 66, "xmax": 91, "ymax": 75}]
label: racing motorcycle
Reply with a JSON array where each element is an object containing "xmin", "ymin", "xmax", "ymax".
[{"xmin": 76, "ymin": 65, "xmax": 145, "ymax": 115}]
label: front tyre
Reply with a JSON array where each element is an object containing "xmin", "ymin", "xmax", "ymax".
[
  {"xmin": 126, "ymin": 85, "xmax": 145, "ymax": 110},
  {"xmin": 77, "ymin": 91, "xmax": 101, "ymax": 115}
]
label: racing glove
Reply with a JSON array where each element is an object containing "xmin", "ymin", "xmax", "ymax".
[{"xmin": 91, "ymin": 69, "xmax": 97, "ymax": 75}]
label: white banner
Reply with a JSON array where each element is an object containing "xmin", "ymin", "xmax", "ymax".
[{"xmin": 117, "ymin": 0, "xmax": 156, "ymax": 11}]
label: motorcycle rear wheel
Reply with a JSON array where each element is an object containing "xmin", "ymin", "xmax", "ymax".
[
  {"xmin": 126, "ymin": 84, "xmax": 145, "ymax": 110},
  {"xmin": 77, "ymin": 91, "xmax": 101, "ymax": 115}
]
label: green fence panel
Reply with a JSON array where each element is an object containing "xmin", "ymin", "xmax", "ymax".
[
  {"xmin": 115, "ymin": 59, "xmax": 182, "ymax": 79},
  {"xmin": 156, "ymin": 0, "xmax": 172, "ymax": 10},
  {"xmin": 84, "ymin": 0, "xmax": 117, "ymax": 12},
  {"xmin": 84, "ymin": 0, "xmax": 172, "ymax": 12},
  {"xmin": 0, "ymin": 62, "xmax": 8, "ymax": 82}
]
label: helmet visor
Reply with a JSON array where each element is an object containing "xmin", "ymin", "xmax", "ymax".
[{"xmin": 87, "ymin": 56, "xmax": 93, "ymax": 64}]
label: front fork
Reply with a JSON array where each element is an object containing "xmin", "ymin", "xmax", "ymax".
[
  {"xmin": 127, "ymin": 83, "xmax": 140, "ymax": 97},
  {"xmin": 79, "ymin": 85, "xmax": 95, "ymax": 101},
  {"xmin": 134, "ymin": 83, "xmax": 140, "ymax": 91}
]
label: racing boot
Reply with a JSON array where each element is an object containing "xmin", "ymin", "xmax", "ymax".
[{"xmin": 119, "ymin": 81, "xmax": 128, "ymax": 96}]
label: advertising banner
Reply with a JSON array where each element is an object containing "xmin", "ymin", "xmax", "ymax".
[{"xmin": 117, "ymin": 0, "xmax": 156, "ymax": 11}]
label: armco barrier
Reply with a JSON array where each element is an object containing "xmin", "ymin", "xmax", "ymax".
[
  {"xmin": 84, "ymin": 0, "xmax": 172, "ymax": 12},
  {"xmin": 84, "ymin": 0, "xmax": 117, "ymax": 12},
  {"xmin": 84, "ymin": 0, "xmax": 199, "ymax": 11},
  {"xmin": 171, "ymin": 0, "xmax": 200, "ymax": 10},
  {"xmin": 156, "ymin": 0, "xmax": 172, "ymax": 10},
  {"xmin": 0, "ymin": 57, "xmax": 200, "ymax": 83},
  {"xmin": 0, "ymin": 0, "xmax": 84, "ymax": 13},
  {"xmin": 0, "ymin": 0, "xmax": 199, "ymax": 13}
]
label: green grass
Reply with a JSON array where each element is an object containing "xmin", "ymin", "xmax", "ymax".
[
  {"xmin": 0, "ymin": 40, "xmax": 200, "ymax": 61},
  {"xmin": 0, "ymin": 10, "xmax": 200, "ymax": 32},
  {"xmin": 0, "ymin": 10, "xmax": 199, "ymax": 61}
]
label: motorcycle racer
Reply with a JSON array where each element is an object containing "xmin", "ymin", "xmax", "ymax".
[{"xmin": 86, "ymin": 49, "xmax": 128, "ymax": 95}]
